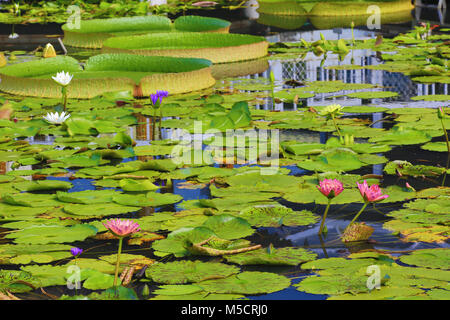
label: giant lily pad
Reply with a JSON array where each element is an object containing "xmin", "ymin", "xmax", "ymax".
[
  {"xmin": 63, "ymin": 15, "xmax": 231, "ymax": 49},
  {"xmin": 102, "ymin": 33, "xmax": 268, "ymax": 64},
  {"xmin": 0, "ymin": 54, "xmax": 216, "ymax": 98}
]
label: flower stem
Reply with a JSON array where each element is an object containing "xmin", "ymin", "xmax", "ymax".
[
  {"xmin": 348, "ymin": 202, "xmax": 368, "ymax": 228},
  {"xmin": 62, "ymin": 86, "xmax": 67, "ymax": 112},
  {"xmin": 440, "ymin": 116, "xmax": 449, "ymax": 186},
  {"xmin": 113, "ymin": 237, "xmax": 123, "ymax": 289},
  {"xmin": 152, "ymin": 107, "xmax": 156, "ymax": 141},
  {"xmin": 318, "ymin": 198, "xmax": 332, "ymax": 235},
  {"xmin": 442, "ymin": 153, "xmax": 450, "ymax": 187},
  {"xmin": 351, "ymin": 25, "xmax": 355, "ymax": 46},
  {"xmin": 159, "ymin": 107, "xmax": 162, "ymax": 140},
  {"xmin": 331, "ymin": 114, "xmax": 343, "ymax": 139},
  {"xmin": 74, "ymin": 258, "xmax": 78, "ymax": 296},
  {"xmin": 440, "ymin": 117, "xmax": 450, "ymax": 153}
]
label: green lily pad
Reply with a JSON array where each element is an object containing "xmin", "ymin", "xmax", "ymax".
[
  {"xmin": 201, "ymin": 214, "xmax": 254, "ymax": 240},
  {"xmin": 5, "ymin": 224, "xmax": 98, "ymax": 244},
  {"xmin": 145, "ymin": 260, "xmax": 239, "ymax": 284},
  {"xmin": 81, "ymin": 270, "xmax": 115, "ymax": 290},
  {"xmin": 238, "ymin": 205, "xmax": 318, "ymax": 227},
  {"xmin": 151, "ymin": 291, "xmax": 245, "ymax": 300},
  {"xmin": 162, "ymin": 214, "xmax": 208, "ymax": 231},
  {"xmin": 224, "ymin": 246, "xmax": 317, "ymax": 266},
  {"xmin": 399, "ymin": 249, "xmax": 449, "ymax": 270},
  {"xmin": 405, "ymin": 197, "xmax": 450, "ymax": 215},
  {"xmin": 112, "ymin": 192, "xmax": 182, "ymax": 207},
  {"xmin": 411, "ymin": 94, "xmax": 450, "ymax": 101},
  {"xmin": 21, "ymin": 265, "xmax": 71, "ymax": 287},
  {"xmin": 89, "ymin": 286, "xmax": 138, "ymax": 300},
  {"xmin": 152, "ymin": 226, "xmax": 217, "ymax": 257},
  {"xmin": 421, "ymin": 142, "xmax": 449, "ymax": 152},
  {"xmin": 134, "ymin": 144, "xmax": 176, "ymax": 156},
  {"xmin": 295, "ymin": 274, "xmax": 369, "ymax": 296},
  {"xmin": 0, "ymin": 270, "xmax": 41, "ymax": 293},
  {"xmin": 119, "ymin": 179, "xmax": 159, "ymax": 192},
  {"xmin": 297, "ymin": 148, "xmax": 367, "ymax": 173},
  {"xmin": 152, "ymin": 284, "xmax": 204, "ymax": 296},
  {"xmin": 345, "ymin": 91, "xmax": 398, "ymax": 99},
  {"xmin": 283, "ymin": 143, "xmax": 325, "ymax": 155},
  {"xmin": 0, "ymin": 203, "xmax": 49, "ymax": 218},
  {"xmin": 369, "ymin": 127, "xmax": 431, "ymax": 145},
  {"xmin": 197, "ymin": 271, "xmax": 291, "ymax": 295},
  {"xmin": 10, "ymin": 252, "xmax": 71, "ymax": 265},
  {"xmin": 65, "ymin": 258, "xmax": 116, "ymax": 274},
  {"xmin": 2, "ymin": 193, "xmax": 61, "ymax": 207},
  {"xmin": 384, "ymin": 160, "xmax": 446, "ymax": 177},
  {"xmin": 327, "ymin": 285, "xmax": 424, "ymax": 300},
  {"xmin": 63, "ymin": 203, "xmax": 140, "ymax": 218},
  {"xmin": 56, "ymin": 190, "xmax": 119, "ymax": 204},
  {"xmin": 13, "ymin": 180, "xmax": 73, "ymax": 192}
]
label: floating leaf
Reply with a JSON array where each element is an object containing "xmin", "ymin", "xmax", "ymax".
[
  {"xmin": 238, "ymin": 205, "xmax": 318, "ymax": 227},
  {"xmin": 411, "ymin": 94, "xmax": 450, "ymax": 101},
  {"xmin": 152, "ymin": 226, "xmax": 216, "ymax": 257},
  {"xmin": 0, "ymin": 270, "xmax": 41, "ymax": 293},
  {"xmin": 399, "ymin": 249, "xmax": 450, "ymax": 270},
  {"xmin": 145, "ymin": 260, "xmax": 239, "ymax": 284},
  {"xmin": 56, "ymin": 190, "xmax": 119, "ymax": 204},
  {"xmin": 119, "ymin": 179, "xmax": 159, "ymax": 192},
  {"xmin": 63, "ymin": 203, "xmax": 140, "ymax": 218},
  {"xmin": 5, "ymin": 224, "xmax": 98, "ymax": 244},
  {"xmin": 197, "ymin": 271, "xmax": 291, "ymax": 295},
  {"xmin": 345, "ymin": 91, "xmax": 398, "ymax": 99},
  {"xmin": 224, "ymin": 247, "xmax": 317, "ymax": 266},
  {"xmin": 13, "ymin": 180, "xmax": 73, "ymax": 192},
  {"xmin": 201, "ymin": 214, "xmax": 254, "ymax": 240}
]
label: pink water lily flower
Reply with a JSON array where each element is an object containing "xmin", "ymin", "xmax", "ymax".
[
  {"xmin": 103, "ymin": 219, "xmax": 140, "ymax": 237},
  {"xmin": 317, "ymin": 179, "xmax": 344, "ymax": 199},
  {"xmin": 357, "ymin": 180, "xmax": 389, "ymax": 203}
]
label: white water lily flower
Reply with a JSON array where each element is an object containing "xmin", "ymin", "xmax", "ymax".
[
  {"xmin": 43, "ymin": 111, "xmax": 71, "ymax": 124},
  {"xmin": 52, "ymin": 71, "xmax": 73, "ymax": 87}
]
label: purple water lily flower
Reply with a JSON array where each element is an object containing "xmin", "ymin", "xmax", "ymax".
[
  {"xmin": 150, "ymin": 90, "xmax": 169, "ymax": 107},
  {"xmin": 156, "ymin": 90, "xmax": 169, "ymax": 98},
  {"xmin": 70, "ymin": 247, "xmax": 83, "ymax": 257},
  {"xmin": 150, "ymin": 93, "xmax": 160, "ymax": 106}
]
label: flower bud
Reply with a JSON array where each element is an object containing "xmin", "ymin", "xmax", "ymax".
[
  {"xmin": 437, "ymin": 107, "xmax": 445, "ymax": 119},
  {"xmin": 269, "ymin": 71, "xmax": 275, "ymax": 84},
  {"xmin": 43, "ymin": 43, "xmax": 56, "ymax": 58}
]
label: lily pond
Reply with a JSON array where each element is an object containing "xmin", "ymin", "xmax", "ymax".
[{"xmin": 0, "ymin": 0, "xmax": 449, "ymax": 301}]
